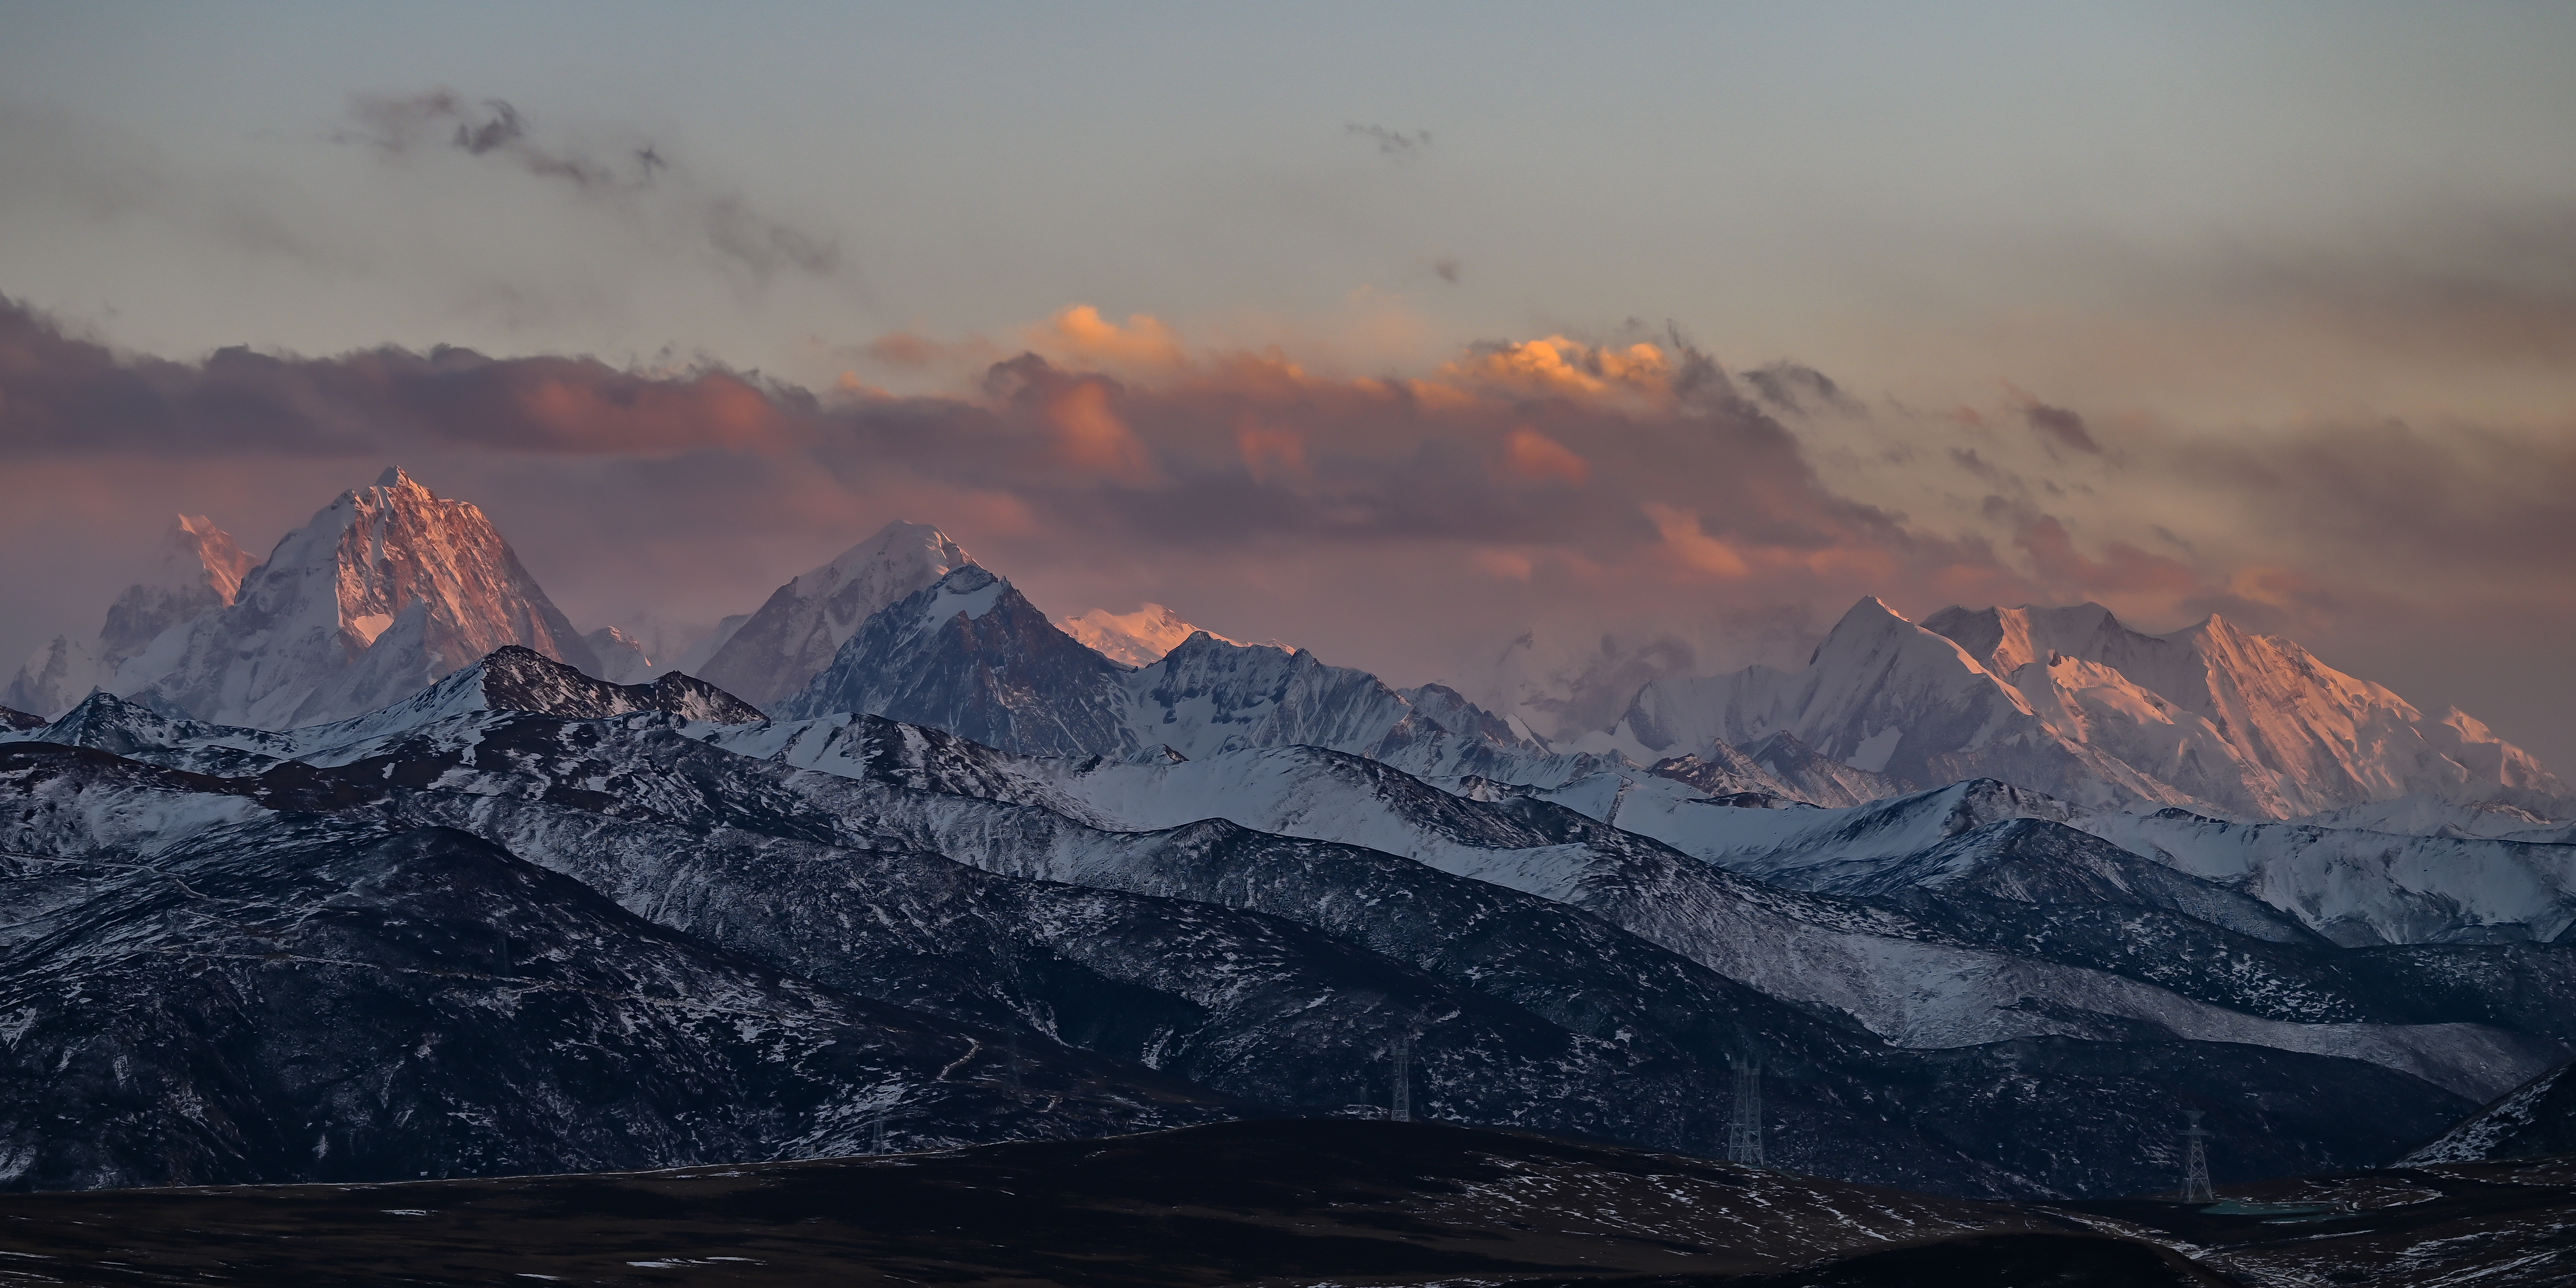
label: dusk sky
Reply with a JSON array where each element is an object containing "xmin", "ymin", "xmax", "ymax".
[{"xmin": 4, "ymin": 2, "xmax": 2574, "ymax": 764}]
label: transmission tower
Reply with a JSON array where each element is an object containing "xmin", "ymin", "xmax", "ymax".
[
  {"xmin": 1727, "ymin": 1057, "xmax": 1764, "ymax": 1166},
  {"xmin": 2178, "ymin": 1110, "xmax": 2214, "ymax": 1203},
  {"xmin": 870, "ymin": 1104, "xmax": 889, "ymax": 1155},
  {"xmin": 1390, "ymin": 1033, "xmax": 1412, "ymax": 1122}
]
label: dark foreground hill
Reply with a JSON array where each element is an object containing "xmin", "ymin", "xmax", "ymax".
[{"xmin": 0, "ymin": 1119, "xmax": 2571, "ymax": 1287}]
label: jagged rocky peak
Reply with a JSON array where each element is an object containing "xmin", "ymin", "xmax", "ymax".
[
  {"xmin": 1649, "ymin": 743, "xmax": 1800, "ymax": 806},
  {"xmin": 1614, "ymin": 594, "xmax": 2567, "ymax": 820},
  {"xmin": 1061, "ymin": 603, "xmax": 1225, "ymax": 668},
  {"xmin": 114, "ymin": 468, "xmax": 601, "ymax": 730},
  {"xmin": 470, "ymin": 646, "xmax": 764, "ymax": 723},
  {"xmin": 0, "ymin": 705, "xmax": 50, "ymax": 732},
  {"xmin": 1921, "ymin": 599, "xmax": 2570, "ymax": 818},
  {"xmin": 367, "ymin": 646, "xmax": 766, "ymax": 729},
  {"xmin": 774, "ymin": 563, "xmax": 1582, "ymax": 782},
  {"xmin": 774, "ymin": 565, "xmax": 1134, "ymax": 757},
  {"xmin": 4, "ymin": 514, "xmax": 258, "ymax": 718},
  {"xmin": 581, "ymin": 625, "xmax": 657, "ymax": 684},
  {"xmin": 696, "ymin": 520, "xmax": 975, "ymax": 706},
  {"xmin": 100, "ymin": 514, "xmax": 255, "ymax": 663}
]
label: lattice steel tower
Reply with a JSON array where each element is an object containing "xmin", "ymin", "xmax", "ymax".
[
  {"xmin": 1727, "ymin": 1058, "xmax": 1764, "ymax": 1166},
  {"xmin": 1390, "ymin": 1033, "xmax": 1412, "ymax": 1123},
  {"xmin": 2178, "ymin": 1110, "xmax": 2214, "ymax": 1202},
  {"xmin": 870, "ymin": 1104, "xmax": 889, "ymax": 1155}
]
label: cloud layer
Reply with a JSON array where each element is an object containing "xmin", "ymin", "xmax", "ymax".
[{"xmin": 2, "ymin": 295, "xmax": 2571, "ymax": 766}]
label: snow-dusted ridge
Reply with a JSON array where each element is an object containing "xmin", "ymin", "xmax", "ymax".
[
  {"xmin": 773, "ymin": 565, "xmax": 1614, "ymax": 786},
  {"xmin": 704, "ymin": 712, "xmax": 2575, "ymax": 1100},
  {"xmin": 1599, "ymin": 597, "xmax": 2569, "ymax": 822},
  {"xmin": 694, "ymin": 521, "xmax": 974, "ymax": 706}
]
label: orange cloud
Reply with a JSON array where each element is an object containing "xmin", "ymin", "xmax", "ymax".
[
  {"xmin": 1642, "ymin": 503, "xmax": 1751, "ymax": 578},
  {"xmin": 1236, "ymin": 424, "xmax": 1308, "ymax": 482},
  {"xmin": 1045, "ymin": 380, "xmax": 1156, "ymax": 481},
  {"xmin": 1446, "ymin": 337, "xmax": 1670, "ymax": 398},
  {"xmin": 1041, "ymin": 305, "xmax": 1185, "ymax": 369},
  {"xmin": 514, "ymin": 370, "xmax": 785, "ymax": 454},
  {"xmin": 1500, "ymin": 427, "xmax": 1590, "ymax": 484}
]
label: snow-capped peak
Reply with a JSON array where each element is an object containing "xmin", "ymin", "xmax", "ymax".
[
  {"xmin": 4, "ymin": 513, "xmax": 258, "ymax": 719},
  {"xmin": 109, "ymin": 469, "xmax": 599, "ymax": 729},
  {"xmin": 303, "ymin": 645, "xmax": 766, "ymax": 744},
  {"xmin": 915, "ymin": 564, "xmax": 1011, "ymax": 626},
  {"xmin": 694, "ymin": 520, "xmax": 976, "ymax": 706},
  {"xmin": 1920, "ymin": 601, "xmax": 2570, "ymax": 818},
  {"xmin": 156, "ymin": 514, "xmax": 255, "ymax": 602},
  {"xmin": 787, "ymin": 520, "xmax": 972, "ymax": 603},
  {"xmin": 1062, "ymin": 603, "xmax": 1231, "ymax": 668}
]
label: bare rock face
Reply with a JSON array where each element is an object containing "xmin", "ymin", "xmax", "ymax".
[
  {"xmin": 695, "ymin": 521, "xmax": 974, "ymax": 707},
  {"xmin": 118, "ymin": 469, "xmax": 599, "ymax": 728}
]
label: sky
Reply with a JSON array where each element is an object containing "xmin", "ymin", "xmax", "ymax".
[{"xmin": 3, "ymin": 2, "xmax": 2574, "ymax": 765}]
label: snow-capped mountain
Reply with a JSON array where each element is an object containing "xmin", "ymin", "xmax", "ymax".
[
  {"xmin": 580, "ymin": 625, "xmax": 657, "ymax": 683},
  {"xmin": 1923, "ymin": 602, "xmax": 2570, "ymax": 818},
  {"xmin": 113, "ymin": 469, "xmax": 600, "ymax": 728},
  {"xmin": 1604, "ymin": 597, "xmax": 2569, "ymax": 821},
  {"xmin": 0, "ymin": 646, "xmax": 765, "ymax": 780},
  {"xmin": 740, "ymin": 723, "xmax": 2565, "ymax": 1103},
  {"xmin": 1061, "ymin": 603, "xmax": 1224, "ymax": 667},
  {"xmin": 4, "ymin": 515, "xmax": 254, "ymax": 717},
  {"xmin": 694, "ymin": 521, "xmax": 974, "ymax": 706},
  {"xmin": 0, "ymin": 748, "xmax": 1230, "ymax": 1189},
  {"xmin": 1607, "ymin": 598, "xmax": 2190, "ymax": 810},
  {"xmin": 2287, "ymin": 793, "xmax": 2561, "ymax": 840},
  {"xmin": 1508, "ymin": 770, "xmax": 2576, "ymax": 947},
  {"xmin": 773, "ymin": 566, "xmax": 1600, "ymax": 784},
  {"xmin": 11, "ymin": 662, "xmax": 2496, "ymax": 1198}
]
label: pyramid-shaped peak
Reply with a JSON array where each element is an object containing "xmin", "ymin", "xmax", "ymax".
[
  {"xmin": 374, "ymin": 465, "xmax": 415, "ymax": 489},
  {"xmin": 1808, "ymin": 596, "xmax": 1930, "ymax": 660},
  {"xmin": 791, "ymin": 520, "xmax": 975, "ymax": 599},
  {"xmin": 1844, "ymin": 595, "xmax": 1908, "ymax": 623},
  {"xmin": 150, "ymin": 513, "xmax": 254, "ymax": 600}
]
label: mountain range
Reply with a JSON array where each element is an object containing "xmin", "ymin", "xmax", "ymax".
[{"xmin": 4, "ymin": 467, "xmax": 2572, "ymax": 1204}]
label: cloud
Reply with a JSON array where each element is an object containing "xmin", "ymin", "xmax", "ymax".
[
  {"xmin": 7, "ymin": 293, "xmax": 2575, "ymax": 766},
  {"xmin": 336, "ymin": 89, "xmax": 842, "ymax": 283},
  {"xmin": 2023, "ymin": 401, "xmax": 2099, "ymax": 453},
  {"xmin": 1500, "ymin": 428, "xmax": 1590, "ymax": 484},
  {"xmin": 1346, "ymin": 124, "xmax": 1431, "ymax": 160},
  {"xmin": 0, "ymin": 296, "xmax": 801, "ymax": 459},
  {"xmin": 1745, "ymin": 362, "xmax": 1861, "ymax": 417}
]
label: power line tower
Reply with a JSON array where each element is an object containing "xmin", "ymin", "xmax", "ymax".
[
  {"xmin": 1727, "ymin": 1057, "xmax": 1764, "ymax": 1167},
  {"xmin": 2178, "ymin": 1110, "xmax": 2214, "ymax": 1203},
  {"xmin": 870, "ymin": 1104, "xmax": 889, "ymax": 1155},
  {"xmin": 1390, "ymin": 1033, "xmax": 1412, "ymax": 1123}
]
